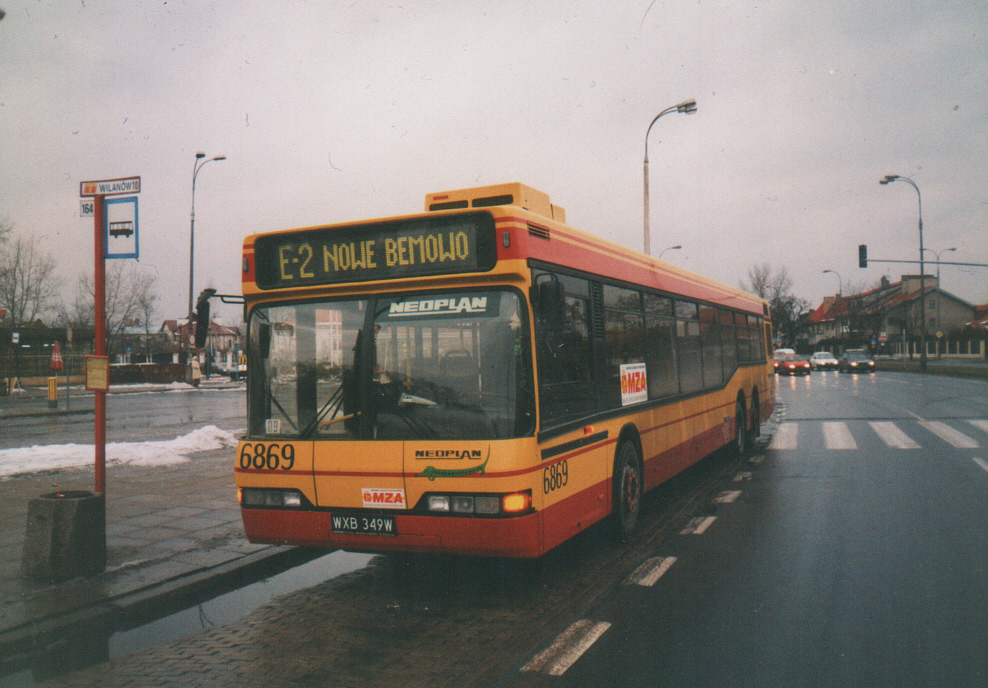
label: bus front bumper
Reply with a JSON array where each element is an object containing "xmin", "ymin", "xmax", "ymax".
[{"xmin": 240, "ymin": 507, "xmax": 543, "ymax": 558}]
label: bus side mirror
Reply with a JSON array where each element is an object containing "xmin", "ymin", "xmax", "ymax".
[
  {"xmin": 534, "ymin": 275, "xmax": 566, "ymax": 325},
  {"xmin": 258, "ymin": 324, "xmax": 271, "ymax": 359}
]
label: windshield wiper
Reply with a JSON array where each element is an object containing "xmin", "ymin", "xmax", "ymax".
[
  {"xmin": 300, "ymin": 384, "xmax": 346, "ymax": 438},
  {"xmin": 268, "ymin": 392, "xmax": 299, "ymax": 433}
]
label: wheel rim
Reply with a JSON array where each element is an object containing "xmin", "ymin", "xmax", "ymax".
[
  {"xmin": 736, "ymin": 401, "xmax": 747, "ymax": 456},
  {"xmin": 621, "ymin": 453, "xmax": 641, "ymax": 524}
]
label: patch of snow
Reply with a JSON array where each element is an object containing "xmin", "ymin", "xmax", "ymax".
[{"xmin": 0, "ymin": 425, "xmax": 240, "ymax": 478}]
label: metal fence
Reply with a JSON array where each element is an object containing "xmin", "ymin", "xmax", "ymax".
[{"xmin": 0, "ymin": 353, "xmax": 89, "ymax": 380}]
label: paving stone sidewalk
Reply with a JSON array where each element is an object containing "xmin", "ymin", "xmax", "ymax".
[{"xmin": 0, "ymin": 446, "xmax": 311, "ymax": 681}]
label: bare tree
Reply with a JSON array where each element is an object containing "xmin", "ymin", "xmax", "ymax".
[
  {"xmin": 0, "ymin": 228, "xmax": 61, "ymax": 328},
  {"xmin": 741, "ymin": 263, "xmax": 809, "ymax": 347},
  {"xmin": 65, "ymin": 262, "xmax": 159, "ymax": 358}
]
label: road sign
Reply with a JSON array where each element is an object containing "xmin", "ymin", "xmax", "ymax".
[
  {"xmin": 12, "ymin": 332, "xmax": 19, "ymax": 344},
  {"xmin": 80, "ymin": 176, "xmax": 141, "ymax": 197},
  {"xmin": 84, "ymin": 356, "xmax": 110, "ymax": 392},
  {"xmin": 105, "ymin": 196, "xmax": 139, "ymax": 259}
]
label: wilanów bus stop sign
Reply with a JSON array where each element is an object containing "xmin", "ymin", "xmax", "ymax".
[{"xmin": 80, "ymin": 176, "xmax": 141, "ymax": 197}]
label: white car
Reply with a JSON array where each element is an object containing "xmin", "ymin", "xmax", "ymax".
[{"xmin": 809, "ymin": 351, "xmax": 839, "ymax": 370}]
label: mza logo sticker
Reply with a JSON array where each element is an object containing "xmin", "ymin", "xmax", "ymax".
[
  {"xmin": 361, "ymin": 488, "xmax": 407, "ymax": 509},
  {"xmin": 620, "ymin": 362, "xmax": 648, "ymax": 406}
]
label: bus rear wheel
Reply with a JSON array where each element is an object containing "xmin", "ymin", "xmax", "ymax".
[
  {"xmin": 612, "ymin": 441, "xmax": 643, "ymax": 540},
  {"xmin": 734, "ymin": 396, "xmax": 749, "ymax": 459}
]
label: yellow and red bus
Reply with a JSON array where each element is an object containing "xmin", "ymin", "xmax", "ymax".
[{"xmin": 233, "ymin": 182, "xmax": 774, "ymax": 558}]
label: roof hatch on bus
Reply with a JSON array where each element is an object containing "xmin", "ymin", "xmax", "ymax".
[{"xmin": 425, "ymin": 182, "xmax": 566, "ymax": 223}]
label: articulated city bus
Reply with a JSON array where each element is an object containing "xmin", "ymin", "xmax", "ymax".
[{"xmin": 233, "ymin": 183, "xmax": 774, "ymax": 558}]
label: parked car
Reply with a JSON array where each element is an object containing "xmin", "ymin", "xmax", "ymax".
[
  {"xmin": 773, "ymin": 348, "xmax": 795, "ymax": 374},
  {"xmin": 778, "ymin": 354, "xmax": 812, "ymax": 375},
  {"xmin": 809, "ymin": 351, "xmax": 839, "ymax": 370},
  {"xmin": 839, "ymin": 351, "xmax": 876, "ymax": 373}
]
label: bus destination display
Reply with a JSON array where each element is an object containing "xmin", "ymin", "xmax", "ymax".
[{"xmin": 254, "ymin": 212, "xmax": 496, "ymax": 289}]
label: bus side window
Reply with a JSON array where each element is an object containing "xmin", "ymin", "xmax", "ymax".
[{"xmin": 534, "ymin": 271, "xmax": 594, "ymax": 428}]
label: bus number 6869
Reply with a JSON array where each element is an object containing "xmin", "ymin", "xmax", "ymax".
[
  {"xmin": 239, "ymin": 443, "xmax": 295, "ymax": 471},
  {"xmin": 543, "ymin": 460, "xmax": 568, "ymax": 494}
]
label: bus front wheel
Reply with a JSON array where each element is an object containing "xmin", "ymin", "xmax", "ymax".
[{"xmin": 612, "ymin": 441, "xmax": 643, "ymax": 540}]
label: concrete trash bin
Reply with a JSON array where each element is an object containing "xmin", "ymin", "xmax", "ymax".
[{"xmin": 22, "ymin": 491, "xmax": 106, "ymax": 581}]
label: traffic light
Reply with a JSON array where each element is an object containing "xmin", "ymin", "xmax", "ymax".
[
  {"xmin": 858, "ymin": 244, "xmax": 868, "ymax": 268},
  {"xmin": 194, "ymin": 288, "xmax": 216, "ymax": 348}
]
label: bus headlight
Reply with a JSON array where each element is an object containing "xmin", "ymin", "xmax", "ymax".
[
  {"xmin": 427, "ymin": 495, "xmax": 450, "ymax": 512},
  {"xmin": 421, "ymin": 491, "xmax": 532, "ymax": 517},
  {"xmin": 475, "ymin": 496, "xmax": 500, "ymax": 514},
  {"xmin": 239, "ymin": 488, "xmax": 305, "ymax": 509}
]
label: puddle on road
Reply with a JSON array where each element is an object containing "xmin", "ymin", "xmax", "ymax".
[
  {"xmin": 109, "ymin": 550, "xmax": 373, "ymax": 658},
  {"xmin": 1, "ymin": 550, "xmax": 372, "ymax": 687}
]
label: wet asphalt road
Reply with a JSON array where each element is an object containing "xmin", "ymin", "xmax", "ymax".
[
  {"xmin": 27, "ymin": 370, "xmax": 988, "ymax": 687},
  {"xmin": 0, "ymin": 387, "xmax": 246, "ymax": 449},
  {"xmin": 520, "ymin": 370, "xmax": 988, "ymax": 687}
]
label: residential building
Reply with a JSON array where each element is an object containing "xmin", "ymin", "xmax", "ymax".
[{"xmin": 806, "ymin": 275, "xmax": 975, "ymax": 356}]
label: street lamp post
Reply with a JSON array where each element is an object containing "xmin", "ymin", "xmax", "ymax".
[
  {"xmin": 925, "ymin": 246, "xmax": 956, "ymax": 358},
  {"xmin": 659, "ymin": 244, "xmax": 682, "ymax": 261},
  {"xmin": 822, "ymin": 269, "xmax": 842, "ymax": 351},
  {"xmin": 880, "ymin": 174, "xmax": 927, "ymax": 371},
  {"xmin": 643, "ymin": 100, "xmax": 697, "ymax": 255},
  {"xmin": 188, "ymin": 152, "xmax": 226, "ymax": 369}
]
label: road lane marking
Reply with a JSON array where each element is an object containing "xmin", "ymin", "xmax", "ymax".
[
  {"xmin": 769, "ymin": 423, "xmax": 798, "ymax": 450},
  {"xmin": 680, "ymin": 516, "xmax": 716, "ymax": 535},
  {"xmin": 713, "ymin": 490, "xmax": 742, "ymax": 503},
  {"xmin": 967, "ymin": 420, "xmax": 988, "ymax": 434},
  {"xmin": 625, "ymin": 557, "xmax": 677, "ymax": 586},
  {"xmin": 918, "ymin": 421, "xmax": 979, "ymax": 449},
  {"xmin": 973, "ymin": 458, "xmax": 988, "ymax": 474},
  {"xmin": 521, "ymin": 620, "xmax": 611, "ymax": 676},
  {"xmin": 869, "ymin": 422, "xmax": 920, "ymax": 449},
  {"xmin": 823, "ymin": 422, "xmax": 857, "ymax": 450}
]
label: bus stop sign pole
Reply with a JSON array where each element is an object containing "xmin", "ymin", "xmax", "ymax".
[
  {"xmin": 93, "ymin": 195, "xmax": 107, "ymax": 494},
  {"xmin": 80, "ymin": 175, "xmax": 140, "ymax": 495}
]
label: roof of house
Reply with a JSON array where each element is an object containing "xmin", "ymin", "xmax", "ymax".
[{"xmin": 160, "ymin": 319, "xmax": 240, "ymax": 337}]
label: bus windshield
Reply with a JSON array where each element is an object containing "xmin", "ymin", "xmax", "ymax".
[{"xmin": 248, "ymin": 289, "xmax": 533, "ymax": 440}]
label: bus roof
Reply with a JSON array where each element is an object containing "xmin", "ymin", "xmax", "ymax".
[{"xmin": 243, "ymin": 183, "xmax": 768, "ymax": 317}]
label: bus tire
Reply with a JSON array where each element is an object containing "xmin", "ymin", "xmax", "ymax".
[
  {"xmin": 734, "ymin": 395, "xmax": 749, "ymax": 459},
  {"xmin": 612, "ymin": 440, "xmax": 643, "ymax": 541},
  {"xmin": 750, "ymin": 388, "xmax": 761, "ymax": 440}
]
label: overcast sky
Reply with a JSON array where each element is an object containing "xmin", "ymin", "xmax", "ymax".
[{"xmin": 2, "ymin": 1, "xmax": 986, "ymax": 325}]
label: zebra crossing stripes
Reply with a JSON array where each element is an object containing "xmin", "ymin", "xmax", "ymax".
[
  {"xmin": 768, "ymin": 419, "xmax": 986, "ymax": 451},
  {"xmin": 769, "ymin": 423, "xmax": 798, "ymax": 450},
  {"xmin": 823, "ymin": 422, "xmax": 857, "ymax": 450},
  {"xmin": 918, "ymin": 421, "xmax": 979, "ymax": 449},
  {"xmin": 965, "ymin": 419, "xmax": 988, "ymax": 435},
  {"xmin": 869, "ymin": 422, "xmax": 920, "ymax": 449}
]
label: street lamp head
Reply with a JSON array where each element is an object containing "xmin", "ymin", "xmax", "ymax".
[
  {"xmin": 212, "ymin": 155, "xmax": 227, "ymax": 161},
  {"xmin": 880, "ymin": 174, "xmax": 898, "ymax": 185},
  {"xmin": 195, "ymin": 152, "xmax": 206, "ymax": 159},
  {"xmin": 677, "ymin": 99, "xmax": 698, "ymax": 114}
]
